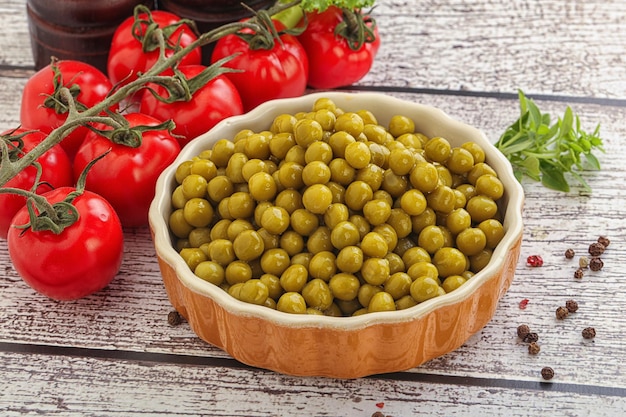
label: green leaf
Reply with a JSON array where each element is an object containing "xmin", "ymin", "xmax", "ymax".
[
  {"xmin": 560, "ymin": 107, "xmax": 573, "ymax": 138},
  {"xmin": 584, "ymin": 152, "xmax": 601, "ymax": 170},
  {"xmin": 521, "ymin": 155, "xmax": 541, "ymax": 177},
  {"xmin": 536, "ymin": 123, "xmax": 552, "ymax": 136},
  {"xmin": 540, "ymin": 162, "xmax": 570, "ymax": 192},
  {"xmin": 527, "ymin": 100, "xmax": 543, "ymax": 129},
  {"xmin": 568, "ymin": 142, "xmax": 584, "ymax": 153},
  {"xmin": 568, "ymin": 170, "xmax": 592, "ymax": 194},
  {"xmin": 579, "ymin": 138, "xmax": 591, "ymax": 152}
]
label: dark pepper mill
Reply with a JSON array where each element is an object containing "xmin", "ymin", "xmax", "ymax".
[
  {"xmin": 157, "ymin": 0, "xmax": 274, "ymax": 65},
  {"xmin": 26, "ymin": 0, "xmax": 155, "ymax": 73}
]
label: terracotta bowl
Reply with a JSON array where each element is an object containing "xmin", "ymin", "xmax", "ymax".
[{"xmin": 149, "ymin": 92, "xmax": 525, "ymax": 378}]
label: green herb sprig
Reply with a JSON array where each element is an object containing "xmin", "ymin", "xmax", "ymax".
[{"xmin": 495, "ymin": 90, "xmax": 604, "ymax": 193}]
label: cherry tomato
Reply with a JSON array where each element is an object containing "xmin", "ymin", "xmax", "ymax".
[
  {"xmin": 7, "ymin": 187, "xmax": 124, "ymax": 301},
  {"xmin": 73, "ymin": 113, "xmax": 180, "ymax": 228},
  {"xmin": 297, "ymin": 6, "xmax": 380, "ymax": 89},
  {"xmin": 19, "ymin": 60, "xmax": 116, "ymax": 160},
  {"xmin": 139, "ymin": 65, "xmax": 243, "ymax": 147},
  {"xmin": 210, "ymin": 20, "xmax": 309, "ymax": 112},
  {"xmin": 0, "ymin": 129, "xmax": 73, "ymax": 239},
  {"xmin": 108, "ymin": 9, "xmax": 202, "ymax": 86}
]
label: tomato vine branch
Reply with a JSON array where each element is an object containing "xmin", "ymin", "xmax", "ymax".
[{"xmin": 0, "ymin": 0, "xmax": 304, "ymax": 190}]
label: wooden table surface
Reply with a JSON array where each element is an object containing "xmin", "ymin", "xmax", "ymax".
[{"xmin": 1, "ymin": 0, "xmax": 626, "ymax": 415}]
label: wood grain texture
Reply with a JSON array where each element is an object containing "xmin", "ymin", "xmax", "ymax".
[
  {"xmin": 1, "ymin": 92, "xmax": 625, "ymax": 414},
  {"xmin": 1, "ymin": 0, "xmax": 626, "ymax": 415},
  {"xmin": 367, "ymin": 0, "xmax": 626, "ymax": 98},
  {"xmin": 2, "ymin": 1, "xmax": 626, "ymax": 99},
  {"xmin": 0, "ymin": 0, "xmax": 31, "ymax": 68},
  {"xmin": 2, "ymin": 351, "xmax": 626, "ymax": 417}
]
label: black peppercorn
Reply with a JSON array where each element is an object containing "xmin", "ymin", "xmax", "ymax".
[
  {"xmin": 541, "ymin": 367, "xmax": 554, "ymax": 380},
  {"xmin": 564, "ymin": 248, "xmax": 575, "ymax": 259},
  {"xmin": 556, "ymin": 306, "xmax": 569, "ymax": 320},
  {"xmin": 589, "ymin": 257, "xmax": 604, "ymax": 272},
  {"xmin": 517, "ymin": 324, "xmax": 531, "ymax": 339},
  {"xmin": 582, "ymin": 327, "xmax": 596, "ymax": 339},
  {"xmin": 574, "ymin": 268, "xmax": 584, "ymax": 279},
  {"xmin": 597, "ymin": 236, "xmax": 610, "ymax": 247},
  {"xmin": 565, "ymin": 299, "xmax": 579, "ymax": 313},
  {"xmin": 523, "ymin": 332, "xmax": 539, "ymax": 343},
  {"xmin": 167, "ymin": 310, "xmax": 183, "ymax": 326},
  {"xmin": 588, "ymin": 242, "xmax": 605, "ymax": 257}
]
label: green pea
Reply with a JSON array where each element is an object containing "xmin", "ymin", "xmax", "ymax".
[
  {"xmin": 194, "ymin": 261, "xmax": 225, "ymax": 286},
  {"xmin": 367, "ymin": 291, "xmax": 397, "ymax": 313},
  {"xmin": 329, "ymin": 273, "xmax": 360, "ymax": 301},
  {"xmin": 410, "ymin": 276, "xmax": 441, "ymax": 303},
  {"xmin": 302, "ymin": 278, "xmax": 333, "ymax": 311},
  {"xmin": 277, "ymin": 292, "xmax": 307, "ymax": 314},
  {"xmin": 239, "ymin": 279, "xmax": 270, "ymax": 305}
]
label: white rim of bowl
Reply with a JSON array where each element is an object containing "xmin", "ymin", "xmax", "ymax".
[{"xmin": 149, "ymin": 91, "xmax": 525, "ymax": 330}]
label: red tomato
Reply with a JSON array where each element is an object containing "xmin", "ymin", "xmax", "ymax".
[
  {"xmin": 108, "ymin": 9, "xmax": 202, "ymax": 86},
  {"xmin": 297, "ymin": 6, "xmax": 380, "ymax": 89},
  {"xmin": 19, "ymin": 60, "xmax": 115, "ymax": 160},
  {"xmin": 73, "ymin": 113, "xmax": 180, "ymax": 227},
  {"xmin": 210, "ymin": 20, "xmax": 309, "ymax": 112},
  {"xmin": 0, "ymin": 129, "xmax": 73, "ymax": 239},
  {"xmin": 139, "ymin": 65, "xmax": 243, "ymax": 147},
  {"xmin": 7, "ymin": 187, "xmax": 124, "ymax": 301}
]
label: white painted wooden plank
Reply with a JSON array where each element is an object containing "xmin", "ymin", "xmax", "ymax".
[
  {"xmin": 366, "ymin": 0, "xmax": 626, "ymax": 98},
  {"xmin": 1, "ymin": 0, "xmax": 626, "ymax": 413},
  {"xmin": 0, "ymin": 77, "xmax": 28, "ymax": 130},
  {"xmin": 1, "ymin": 93, "xmax": 625, "ymax": 391},
  {"xmin": 1, "ymin": 351, "xmax": 625, "ymax": 417},
  {"xmin": 0, "ymin": 0, "xmax": 31, "ymax": 68},
  {"xmin": 2, "ymin": 0, "xmax": 626, "ymax": 99}
]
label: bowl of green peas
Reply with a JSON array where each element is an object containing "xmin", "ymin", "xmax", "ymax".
[{"xmin": 149, "ymin": 91, "xmax": 525, "ymax": 378}]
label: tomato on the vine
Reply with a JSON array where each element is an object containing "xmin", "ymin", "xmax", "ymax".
[
  {"xmin": 19, "ymin": 60, "xmax": 116, "ymax": 160},
  {"xmin": 0, "ymin": 129, "xmax": 73, "ymax": 239},
  {"xmin": 297, "ymin": 6, "xmax": 380, "ymax": 89},
  {"xmin": 73, "ymin": 112, "xmax": 180, "ymax": 228},
  {"xmin": 139, "ymin": 65, "xmax": 243, "ymax": 147},
  {"xmin": 7, "ymin": 187, "xmax": 124, "ymax": 301},
  {"xmin": 210, "ymin": 19, "xmax": 309, "ymax": 112},
  {"xmin": 107, "ymin": 8, "xmax": 202, "ymax": 86}
]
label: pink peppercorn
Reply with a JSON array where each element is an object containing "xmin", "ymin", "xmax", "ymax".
[{"xmin": 526, "ymin": 255, "xmax": 544, "ymax": 267}]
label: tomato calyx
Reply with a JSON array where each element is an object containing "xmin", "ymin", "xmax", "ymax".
[
  {"xmin": 20, "ymin": 191, "xmax": 80, "ymax": 234},
  {"xmin": 335, "ymin": 8, "xmax": 378, "ymax": 51},
  {"xmin": 2, "ymin": 128, "xmax": 38, "ymax": 163},
  {"xmin": 9, "ymin": 152, "xmax": 107, "ymax": 234},
  {"xmin": 237, "ymin": 12, "xmax": 281, "ymax": 50},
  {"xmin": 131, "ymin": 5, "xmax": 199, "ymax": 54},
  {"xmin": 87, "ymin": 111, "xmax": 177, "ymax": 148},
  {"xmin": 234, "ymin": 6, "xmax": 305, "ymax": 51},
  {"xmin": 41, "ymin": 58, "xmax": 89, "ymax": 114},
  {"xmin": 0, "ymin": 129, "xmax": 48, "ymax": 192},
  {"xmin": 144, "ymin": 56, "xmax": 241, "ymax": 104}
]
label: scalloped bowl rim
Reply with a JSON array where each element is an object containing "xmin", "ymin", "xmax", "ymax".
[{"xmin": 149, "ymin": 91, "xmax": 524, "ymax": 331}]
